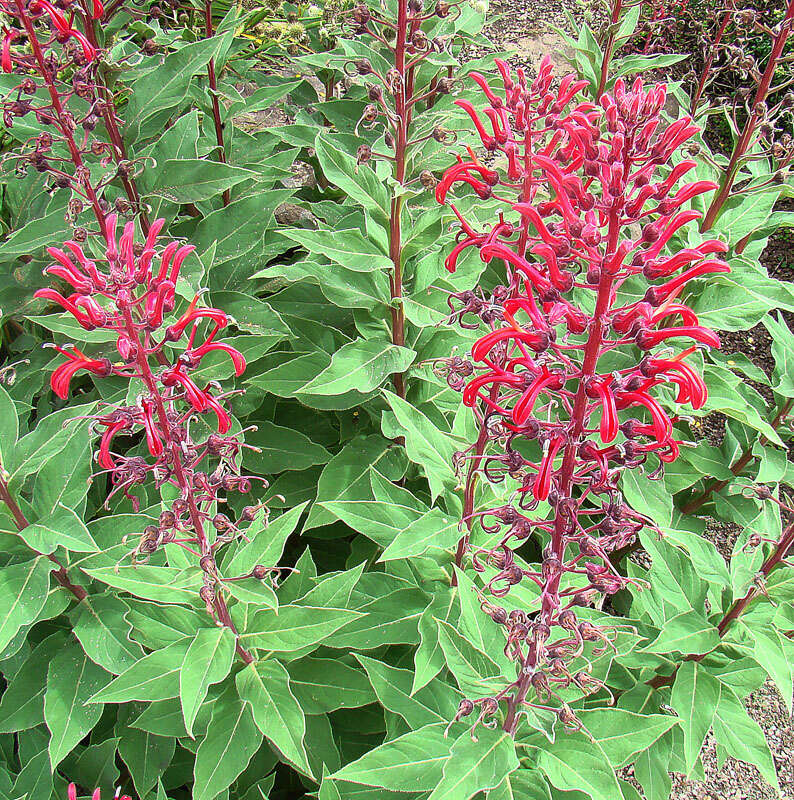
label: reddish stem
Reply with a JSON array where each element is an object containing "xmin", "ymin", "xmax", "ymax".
[
  {"xmin": 701, "ymin": 0, "xmax": 794, "ymax": 232},
  {"xmin": 595, "ymin": 0, "xmax": 623, "ymax": 99},
  {"xmin": 119, "ymin": 305, "xmax": 253, "ymax": 664},
  {"xmin": 649, "ymin": 519, "xmax": 794, "ymax": 690},
  {"xmin": 205, "ymin": 0, "xmax": 230, "ymax": 208},
  {"xmin": 690, "ymin": 9, "xmax": 732, "ymax": 117},
  {"xmin": 504, "ymin": 208, "xmax": 621, "ymax": 734},
  {"xmin": 0, "ymin": 470, "xmax": 86, "ymax": 601},
  {"xmin": 681, "ymin": 399, "xmax": 792, "ymax": 515},
  {"xmin": 388, "ymin": 0, "xmax": 409, "ymax": 399},
  {"xmin": 80, "ymin": 6, "xmax": 151, "ymax": 234}
]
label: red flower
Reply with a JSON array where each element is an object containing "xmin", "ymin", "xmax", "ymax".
[{"xmin": 49, "ymin": 346, "xmax": 111, "ymax": 398}]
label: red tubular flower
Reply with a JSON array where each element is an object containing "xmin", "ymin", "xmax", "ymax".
[
  {"xmin": 67, "ymin": 28, "xmax": 96, "ymax": 62},
  {"xmin": 97, "ymin": 417, "xmax": 130, "ymax": 470},
  {"xmin": 471, "ymin": 327, "xmax": 548, "ymax": 363},
  {"xmin": 512, "ymin": 367, "xmax": 564, "ymax": 426},
  {"xmin": 189, "ymin": 341, "xmax": 247, "ymax": 377},
  {"xmin": 49, "ymin": 346, "xmax": 111, "ymax": 398},
  {"xmin": 437, "ymin": 68, "xmax": 728, "ymax": 733},
  {"xmin": 616, "ymin": 391, "xmax": 672, "ymax": 442},
  {"xmin": 139, "ymin": 398, "xmax": 164, "ymax": 458},
  {"xmin": 637, "ymin": 325, "xmax": 721, "ymax": 350},
  {"xmin": 587, "ymin": 379, "xmax": 618, "ymax": 443},
  {"xmin": 166, "ymin": 302, "xmax": 228, "ymax": 340},
  {"xmin": 644, "ymin": 260, "xmax": 730, "ymax": 305},
  {"xmin": 29, "ymin": 0, "xmax": 70, "ymax": 32},
  {"xmin": 89, "ymin": 0, "xmax": 104, "ymax": 17},
  {"xmin": 2, "ymin": 29, "xmax": 17, "ymax": 73},
  {"xmin": 34, "ymin": 288, "xmax": 95, "ymax": 329},
  {"xmin": 534, "ymin": 435, "xmax": 564, "ymax": 501}
]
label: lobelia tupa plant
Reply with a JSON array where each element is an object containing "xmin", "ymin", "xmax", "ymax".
[
  {"xmin": 437, "ymin": 58, "xmax": 729, "ymax": 734},
  {"xmin": 35, "ymin": 215, "xmax": 265, "ymax": 663},
  {"xmin": 1, "ymin": 0, "xmax": 271, "ymax": 663}
]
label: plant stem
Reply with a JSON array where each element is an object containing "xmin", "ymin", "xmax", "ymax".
[
  {"xmin": 16, "ymin": 0, "xmax": 107, "ymax": 237},
  {"xmin": 690, "ymin": 9, "xmax": 732, "ymax": 117},
  {"xmin": 649, "ymin": 519, "xmax": 794, "ymax": 690},
  {"xmin": 205, "ymin": 0, "xmax": 231, "ymax": 207},
  {"xmin": 0, "ymin": 469, "xmax": 86, "ymax": 601},
  {"xmin": 701, "ymin": 0, "xmax": 794, "ymax": 231},
  {"xmin": 119, "ymin": 305, "xmax": 253, "ymax": 664},
  {"xmin": 595, "ymin": 0, "xmax": 623, "ymax": 99},
  {"xmin": 680, "ymin": 399, "xmax": 792, "ymax": 515},
  {"xmin": 388, "ymin": 0, "xmax": 409, "ymax": 399},
  {"xmin": 80, "ymin": 6, "xmax": 151, "ymax": 234},
  {"xmin": 504, "ymin": 211, "xmax": 620, "ymax": 734}
]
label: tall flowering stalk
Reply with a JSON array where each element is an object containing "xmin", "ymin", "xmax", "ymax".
[
  {"xmin": 345, "ymin": 0, "xmax": 457, "ymax": 397},
  {"xmin": 1, "ymin": 0, "xmax": 266, "ymax": 662},
  {"xmin": 437, "ymin": 61, "xmax": 728, "ymax": 734},
  {"xmin": 700, "ymin": 0, "xmax": 794, "ymax": 233}
]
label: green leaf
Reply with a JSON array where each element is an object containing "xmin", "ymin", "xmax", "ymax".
[
  {"xmin": 278, "ymin": 228, "xmax": 391, "ymax": 272},
  {"xmin": 243, "ymin": 420, "xmax": 331, "ymax": 473},
  {"xmin": 44, "ymin": 643, "xmax": 110, "ymax": 768},
  {"xmin": 577, "ymin": 708, "xmax": 679, "ymax": 767},
  {"xmin": 764, "ymin": 312, "xmax": 794, "ymax": 397},
  {"xmin": 0, "ymin": 632, "xmax": 66, "ymax": 732},
  {"xmin": 0, "ymin": 557, "xmax": 53, "ymax": 652},
  {"xmin": 237, "ymin": 605, "xmax": 360, "ymax": 652},
  {"xmin": 299, "ymin": 338, "xmax": 416, "ymax": 396},
  {"xmin": 287, "ymin": 657, "xmax": 376, "ymax": 714},
  {"xmin": 487, "ymin": 769, "xmax": 551, "ymax": 800},
  {"xmin": 83, "ymin": 565, "xmax": 202, "ymax": 604},
  {"xmin": 535, "ymin": 731, "xmax": 624, "ymax": 800},
  {"xmin": 20, "ymin": 505, "xmax": 98, "ymax": 554},
  {"xmin": 69, "ymin": 592, "xmax": 144, "ymax": 674},
  {"xmin": 226, "ymin": 501, "xmax": 309, "ymax": 577},
  {"xmin": 193, "ymin": 687, "xmax": 263, "ymax": 800},
  {"xmin": 435, "ymin": 618, "xmax": 504, "ymax": 696},
  {"xmin": 736, "ymin": 621, "xmax": 794, "ymax": 713},
  {"xmin": 382, "ymin": 390, "xmax": 458, "ymax": 500},
  {"xmin": 118, "ymin": 728, "xmax": 175, "ymax": 797},
  {"xmin": 126, "ymin": 33, "xmax": 234, "ymax": 140},
  {"xmin": 180, "ymin": 627, "xmax": 235, "ymax": 738},
  {"xmin": 413, "ymin": 591, "xmax": 459, "ymax": 693},
  {"xmin": 330, "ymin": 723, "xmax": 451, "ymax": 791},
  {"xmin": 711, "ymin": 683, "xmax": 779, "ymax": 790},
  {"xmin": 0, "ymin": 384, "xmax": 18, "ymax": 466},
  {"xmin": 669, "ymin": 661, "xmax": 722, "ymax": 774},
  {"xmin": 147, "ymin": 159, "xmax": 260, "ymax": 203},
  {"xmin": 428, "ymin": 727, "xmax": 519, "ymax": 800},
  {"xmin": 322, "ymin": 471, "xmax": 430, "ymax": 548},
  {"xmin": 354, "ymin": 654, "xmax": 460, "ymax": 728},
  {"xmin": 378, "ymin": 506, "xmax": 461, "ymax": 561},
  {"xmin": 314, "ymin": 134, "xmax": 390, "ymax": 224},
  {"xmin": 641, "ymin": 610, "xmax": 721, "ymax": 655},
  {"xmin": 236, "ymin": 660, "xmax": 313, "ymax": 778},
  {"xmin": 88, "ymin": 639, "xmax": 191, "ymax": 703}
]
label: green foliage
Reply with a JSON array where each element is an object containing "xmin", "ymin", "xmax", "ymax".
[{"xmin": 0, "ymin": 0, "xmax": 792, "ymax": 798}]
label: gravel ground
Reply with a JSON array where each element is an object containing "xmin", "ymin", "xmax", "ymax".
[{"xmin": 477, "ymin": 2, "xmax": 794, "ymax": 798}]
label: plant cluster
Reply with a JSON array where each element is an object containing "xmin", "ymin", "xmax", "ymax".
[{"xmin": 0, "ymin": 0, "xmax": 792, "ymax": 798}]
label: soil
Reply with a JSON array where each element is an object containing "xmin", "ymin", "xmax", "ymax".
[{"xmin": 478, "ymin": 1, "xmax": 794, "ymax": 798}]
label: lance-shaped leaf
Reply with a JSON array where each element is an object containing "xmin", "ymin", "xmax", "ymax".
[
  {"xmin": 330, "ymin": 723, "xmax": 452, "ymax": 791},
  {"xmin": 193, "ymin": 687, "xmax": 262, "ymax": 800},
  {"xmin": 669, "ymin": 661, "xmax": 722, "ymax": 775},
  {"xmin": 179, "ymin": 627, "xmax": 236, "ymax": 738},
  {"xmin": 44, "ymin": 644, "xmax": 110, "ymax": 768},
  {"xmin": 428, "ymin": 727, "xmax": 519, "ymax": 800},
  {"xmin": 236, "ymin": 660, "xmax": 313, "ymax": 778},
  {"xmin": 0, "ymin": 557, "xmax": 54, "ymax": 652},
  {"xmin": 299, "ymin": 338, "xmax": 416, "ymax": 396}
]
